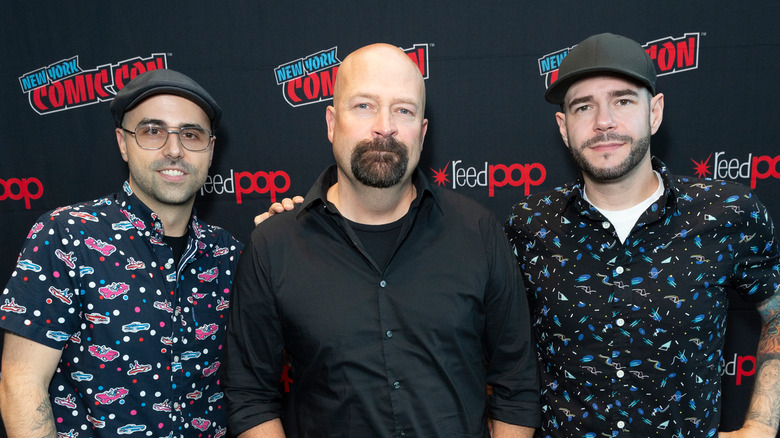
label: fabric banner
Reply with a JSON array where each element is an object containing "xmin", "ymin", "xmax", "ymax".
[{"xmin": 1, "ymin": 2, "xmax": 778, "ymax": 435}]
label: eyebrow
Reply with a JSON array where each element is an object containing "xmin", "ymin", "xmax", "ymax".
[
  {"xmin": 347, "ymin": 93, "xmax": 420, "ymax": 108},
  {"xmin": 566, "ymin": 88, "xmax": 640, "ymax": 111},
  {"xmin": 136, "ymin": 118, "xmax": 206, "ymax": 130}
]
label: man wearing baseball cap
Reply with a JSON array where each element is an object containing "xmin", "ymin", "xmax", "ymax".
[
  {"xmin": 0, "ymin": 69, "xmax": 242, "ymax": 437},
  {"xmin": 505, "ymin": 33, "xmax": 780, "ymax": 437}
]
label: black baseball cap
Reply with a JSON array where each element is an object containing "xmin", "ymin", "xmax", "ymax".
[
  {"xmin": 545, "ymin": 33, "xmax": 657, "ymax": 105},
  {"xmin": 110, "ymin": 69, "xmax": 222, "ymax": 130}
]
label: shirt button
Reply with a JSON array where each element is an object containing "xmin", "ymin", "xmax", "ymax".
[
  {"xmin": 601, "ymin": 221, "xmax": 610, "ymax": 229},
  {"xmin": 617, "ymin": 420, "xmax": 626, "ymax": 428},
  {"xmin": 616, "ymin": 318, "xmax": 625, "ymax": 327},
  {"xmin": 393, "ymin": 381, "xmax": 401, "ymax": 389},
  {"xmin": 386, "ymin": 330, "xmax": 393, "ymax": 338},
  {"xmin": 380, "ymin": 280, "xmax": 387, "ymax": 287},
  {"xmin": 615, "ymin": 266, "xmax": 624, "ymax": 275},
  {"xmin": 616, "ymin": 370, "xmax": 625, "ymax": 378}
]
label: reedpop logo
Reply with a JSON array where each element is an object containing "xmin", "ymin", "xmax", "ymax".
[
  {"xmin": 691, "ymin": 152, "xmax": 780, "ymax": 188},
  {"xmin": 430, "ymin": 160, "xmax": 546, "ymax": 197},
  {"xmin": 200, "ymin": 169, "xmax": 291, "ymax": 204},
  {"xmin": 0, "ymin": 177, "xmax": 44, "ymax": 209}
]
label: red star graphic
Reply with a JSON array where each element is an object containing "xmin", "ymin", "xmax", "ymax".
[
  {"xmin": 691, "ymin": 153, "xmax": 713, "ymax": 178},
  {"xmin": 431, "ymin": 162, "xmax": 450, "ymax": 186}
]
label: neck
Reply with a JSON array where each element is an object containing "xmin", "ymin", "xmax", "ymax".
[
  {"xmin": 582, "ymin": 158, "xmax": 658, "ymax": 211},
  {"xmin": 327, "ymin": 170, "xmax": 416, "ymax": 225},
  {"xmin": 130, "ymin": 186, "xmax": 194, "ymax": 237}
]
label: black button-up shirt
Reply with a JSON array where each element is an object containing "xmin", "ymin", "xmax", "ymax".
[
  {"xmin": 223, "ymin": 166, "xmax": 540, "ymax": 437},
  {"xmin": 505, "ymin": 158, "xmax": 780, "ymax": 437}
]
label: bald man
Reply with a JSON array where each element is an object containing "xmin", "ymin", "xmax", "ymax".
[{"xmin": 222, "ymin": 43, "xmax": 540, "ymax": 437}]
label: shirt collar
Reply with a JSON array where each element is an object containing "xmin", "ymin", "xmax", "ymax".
[
  {"xmin": 116, "ymin": 181, "xmax": 211, "ymax": 244},
  {"xmin": 297, "ymin": 165, "xmax": 441, "ymax": 218},
  {"xmin": 567, "ymin": 157, "xmax": 678, "ymax": 222}
]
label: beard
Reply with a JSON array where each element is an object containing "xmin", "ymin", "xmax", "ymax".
[
  {"xmin": 128, "ymin": 158, "xmax": 203, "ymax": 206},
  {"xmin": 350, "ymin": 137, "xmax": 409, "ymax": 188},
  {"xmin": 568, "ymin": 131, "xmax": 651, "ymax": 182}
]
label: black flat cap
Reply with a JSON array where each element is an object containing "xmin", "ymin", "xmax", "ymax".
[
  {"xmin": 110, "ymin": 69, "xmax": 222, "ymax": 130},
  {"xmin": 545, "ymin": 33, "xmax": 657, "ymax": 105}
]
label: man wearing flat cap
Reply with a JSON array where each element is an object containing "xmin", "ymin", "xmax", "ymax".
[
  {"xmin": 505, "ymin": 33, "xmax": 780, "ymax": 437},
  {"xmin": 0, "ymin": 69, "xmax": 242, "ymax": 437}
]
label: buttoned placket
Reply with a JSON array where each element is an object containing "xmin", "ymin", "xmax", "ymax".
[
  {"xmin": 155, "ymin": 222, "xmax": 201, "ymax": 432},
  {"xmin": 331, "ymin": 204, "xmax": 417, "ymax": 437},
  {"xmin": 593, "ymin": 214, "xmax": 635, "ymax": 434}
]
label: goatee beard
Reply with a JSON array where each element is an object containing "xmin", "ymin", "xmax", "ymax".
[{"xmin": 350, "ymin": 137, "xmax": 409, "ymax": 188}]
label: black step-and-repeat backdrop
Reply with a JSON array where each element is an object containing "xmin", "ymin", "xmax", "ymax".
[{"xmin": 1, "ymin": 2, "xmax": 779, "ymax": 435}]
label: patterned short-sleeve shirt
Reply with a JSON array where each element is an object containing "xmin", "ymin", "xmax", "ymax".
[
  {"xmin": 505, "ymin": 158, "xmax": 780, "ymax": 438},
  {"xmin": 0, "ymin": 182, "xmax": 243, "ymax": 438}
]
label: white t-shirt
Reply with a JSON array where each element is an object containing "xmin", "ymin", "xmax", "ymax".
[{"xmin": 582, "ymin": 171, "xmax": 664, "ymax": 243}]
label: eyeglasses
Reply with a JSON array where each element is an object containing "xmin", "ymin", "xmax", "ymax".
[{"xmin": 121, "ymin": 123, "xmax": 214, "ymax": 151}]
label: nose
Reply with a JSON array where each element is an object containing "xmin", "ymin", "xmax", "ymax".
[
  {"xmin": 594, "ymin": 105, "xmax": 617, "ymax": 131},
  {"xmin": 372, "ymin": 108, "xmax": 398, "ymax": 138},
  {"xmin": 162, "ymin": 130, "xmax": 185, "ymax": 158}
]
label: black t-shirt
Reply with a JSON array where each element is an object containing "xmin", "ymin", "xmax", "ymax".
[
  {"xmin": 163, "ymin": 234, "xmax": 189, "ymax": 267},
  {"xmin": 344, "ymin": 214, "xmax": 407, "ymax": 270}
]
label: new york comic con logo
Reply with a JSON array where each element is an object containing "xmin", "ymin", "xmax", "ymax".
[
  {"xmin": 274, "ymin": 44, "xmax": 430, "ymax": 107},
  {"xmin": 18, "ymin": 54, "xmax": 168, "ymax": 114},
  {"xmin": 538, "ymin": 33, "xmax": 700, "ymax": 89}
]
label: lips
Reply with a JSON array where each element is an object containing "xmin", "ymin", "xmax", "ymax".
[
  {"xmin": 160, "ymin": 169, "xmax": 185, "ymax": 177},
  {"xmin": 588, "ymin": 142, "xmax": 624, "ymax": 152}
]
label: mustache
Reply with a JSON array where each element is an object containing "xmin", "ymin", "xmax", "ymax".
[
  {"xmin": 354, "ymin": 136, "xmax": 407, "ymax": 155},
  {"xmin": 581, "ymin": 132, "xmax": 634, "ymax": 149}
]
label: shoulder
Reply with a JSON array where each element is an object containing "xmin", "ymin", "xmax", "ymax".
[
  {"xmin": 508, "ymin": 183, "xmax": 576, "ymax": 222},
  {"xmin": 30, "ymin": 194, "xmax": 117, "ymax": 234},
  {"xmin": 435, "ymin": 186, "xmax": 492, "ymax": 214},
  {"xmin": 672, "ymin": 174, "xmax": 753, "ymax": 196},
  {"xmin": 248, "ymin": 203, "xmax": 307, "ymax": 245},
  {"xmin": 430, "ymin": 186, "xmax": 502, "ymax": 230},
  {"xmin": 671, "ymin": 174, "xmax": 764, "ymax": 210},
  {"xmin": 202, "ymin": 223, "xmax": 244, "ymax": 251}
]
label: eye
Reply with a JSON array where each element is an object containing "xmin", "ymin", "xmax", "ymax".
[
  {"xmin": 138, "ymin": 125, "xmax": 166, "ymax": 137},
  {"xmin": 616, "ymin": 99, "xmax": 632, "ymax": 106},
  {"xmin": 180, "ymin": 128, "xmax": 203, "ymax": 141},
  {"xmin": 573, "ymin": 104, "xmax": 591, "ymax": 113}
]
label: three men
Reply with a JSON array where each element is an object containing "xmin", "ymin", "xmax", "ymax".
[
  {"xmin": 0, "ymin": 69, "xmax": 242, "ymax": 437},
  {"xmin": 222, "ymin": 43, "xmax": 540, "ymax": 437},
  {"xmin": 505, "ymin": 33, "xmax": 780, "ymax": 437}
]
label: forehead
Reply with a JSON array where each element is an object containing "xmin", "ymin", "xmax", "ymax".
[
  {"xmin": 564, "ymin": 75, "xmax": 646, "ymax": 101},
  {"xmin": 338, "ymin": 52, "xmax": 425, "ymax": 105},
  {"xmin": 123, "ymin": 94, "xmax": 210, "ymax": 126}
]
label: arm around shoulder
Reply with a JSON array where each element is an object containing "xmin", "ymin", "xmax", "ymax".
[{"xmin": 0, "ymin": 330, "xmax": 63, "ymax": 438}]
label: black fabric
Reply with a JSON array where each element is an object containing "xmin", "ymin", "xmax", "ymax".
[
  {"xmin": 344, "ymin": 213, "xmax": 407, "ymax": 271},
  {"xmin": 163, "ymin": 234, "xmax": 189, "ymax": 267},
  {"xmin": 222, "ymin": 166, "xmax": 540, "ymax": 436},
  {"xmin": 2, "ymin": 5, "xmax": 779, "ymax": 437}
]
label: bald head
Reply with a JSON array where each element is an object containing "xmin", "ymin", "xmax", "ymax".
[
  {"xmin": 325, "ymin": 43, "xmax": 429, "ymax": 201},
  {"xmin": 333, "ymin": 43, "xmax": 426, "ymax": 113}
]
